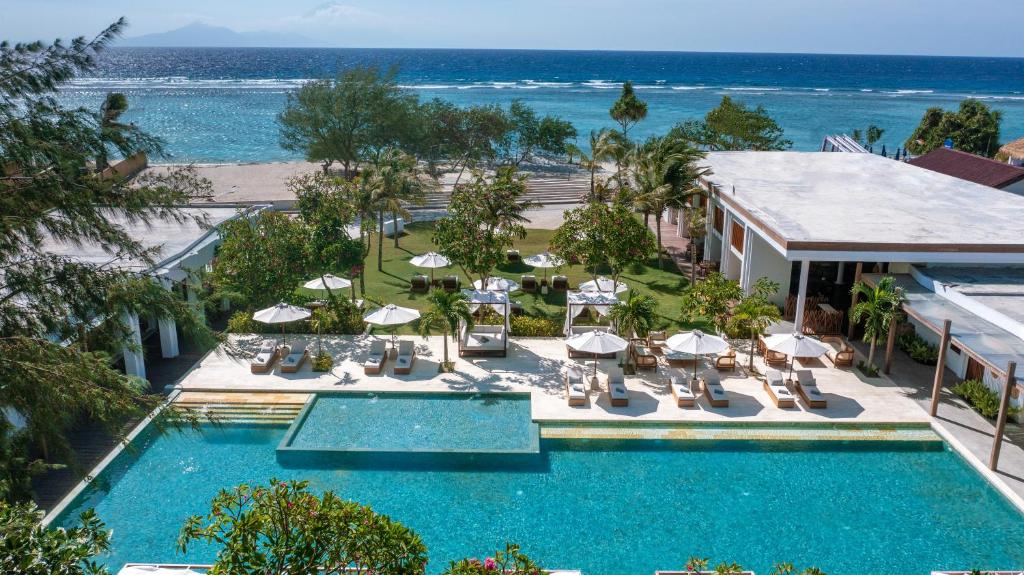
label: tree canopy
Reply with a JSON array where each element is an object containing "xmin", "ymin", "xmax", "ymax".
[
  {"xmin": 610, "ymin": 81, "xmax": 648, "ymax": 138},
  {"xmin": 904, "ymin": 99, "xmax": 1002, "ymax": 157},
  {"xmin": 672, "ymin": 96, "xmax": 791, "ymax": 151},
  {"xmin": 0, "ymin": 20, "xmax": 218, "ymax": 502},
  {"xmin": 550, "ymin": 202, "xmax": 655, "ymax": 286},
  {"xmin": 0, "ymin": 501, "xmax": 112, "ymax": 575}
]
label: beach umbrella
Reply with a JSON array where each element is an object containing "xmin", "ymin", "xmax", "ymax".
[
  {"xmin": 523, "ymin": 251, "xmax": 565, "ymax": 282},
  {"xmin": 579, "ymin": 276, "xmax": 628, "ymax": 295},
  {"xmin": 665, "ymin": 330, "xmax": 730, "ymax": 381},
  {"xmin": 472, "ymin": 276, "xmax": 520, "ymax": 292},
  {"xmin": 253, "ymin": 302, "xmax": 311, "ymax": 347},
  {"xmin": 764, "ymin": 332, "xmax": 830, "ymax": 379},
  {"xmin": 565, "ymin": 330, "xmax": 629, "ymax": 378},
  {"xmin": 363, "ymin": 303, "xmax": 421, "ymax": 351},
  {"xmin": 409, "ymin": 252, "xmax": 450, "ymax": 283}
]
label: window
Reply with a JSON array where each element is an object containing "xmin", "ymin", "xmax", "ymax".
[
  {"xmin": 730, "ymin": 220, "xmax": 745, "ymax": 254},
  {"xmin": 713, "ymin": 206, "xmax": 724, "ymax": 235}
]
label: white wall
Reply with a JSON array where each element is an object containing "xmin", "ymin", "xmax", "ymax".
[{"xmin": 743, "ymin": 231, "xmax": 792, "ymax": 307}]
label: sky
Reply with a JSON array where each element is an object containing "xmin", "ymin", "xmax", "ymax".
[{"xmin": 5, "ymin": 0, "xmax": 1024, "ymax": 57}]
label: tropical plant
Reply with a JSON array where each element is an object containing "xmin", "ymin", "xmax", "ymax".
[
  {"xmin": 1, "ymin": 500, "xmax": 112, "ymax": 575},
  {"xmin": 896, "ymin": 328, "xmax": 939, "ymax": 365},
  {"xmin": 851, "ymin": 124, "xmax": 885, "ymax": 149},
  {"xmin": 418, "ymin": 289, "xmax": 473, "ymax": 369},
  {"xmin": 498, "ymin": 99, "xmax": 577, "ymax": 166},
  {"xmin": 441, "ymin": 543, "xmax": 544, "ymax": 575},
  {"xmin": 905, "ymin": 99, "xmax": 1002, "ymax": 157},
  {"xmin": 312, "ymin": 352, "xmax": 333, "ymax": 372},
  {"xmin": 770, "ymin": 562, "xmax": 828, "ymax": 575},
  {"xmin": 278, "ymin": 66, "xmax": 421, "ymax": 177},
  {"xmin": 364, "ymin": 147, "xmax": 434, "ymax": 267},
  {"xmin": 610, "ymin": 81, "xmax": 648, "ymax": 139},
  {"xmin": 291, "ymin": 171, "xmax": 364, "ymax": 301},
  {"xmin": 952, "ymin": 379, "xmax": 1021, "ymax": 420},
  {"xmin": 433, "ymin": 168, "xmax": 535, "ymax": 284},
  {"xmin": 571, "ymin": 128, "xmax": 624, "ymax": 199},
  {"xmin": 95, "ymin": 92, "xmax": 160, "ymax": 172},
  {"xmin": 0, "ymin": 21, "xmax": 221, "ymax": 496},
  {"xmin": 727, "ymin": 277, "xmax": 782, "ymax": 370},
  {"xmin": 680, "ymin": 272, "xmax": 743, "ymax": 334},
  {"xmin": 510, "ymin": 315, "xmax": 563, "ymax": 337},
  {"xmin": 850, "ymin": 276, "xmax": 904, "ymax": 370},
  {"xmin": 212, "ymin": 211, "xmax": 310, "ymax": 309},
  {"xmin": 672, "ymin": 96, "xmax": 792, "ymax": 151},
  {"xmin": 609, "ymin": 291, "xmax": 658, "ymax": 372},
  {"xmin": 179, "ymin": 479, "xmax": 428, "ymax": 575},
  {"xmin": 550, "ymin": 202, "xmax": 655, "ymax": 288}
]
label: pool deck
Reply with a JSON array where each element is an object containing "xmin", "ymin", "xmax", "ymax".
[{"xmin": 179, "ymin": 334, "xmax": 930, "ymax": 426}]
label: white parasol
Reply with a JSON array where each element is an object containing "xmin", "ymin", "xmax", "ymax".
[
  {"xmin": 523, "ymin": 251, "xmax": 565, "ymax": 283},
  {"xmin": 565, "ymin": 330, "xmax": 629, "ymax": 378},
  {"xmin": 764, "ymin": 332, "xmax": 830, "ymax": 379},
  {"xmin": 579, "ymin": 276, "xmax": 628, "ymax": 294},
  {"xmin": 409, "ymin": 252, "xmax": 451, "ymax": 283},
  {"xmin": 472, "ymin": 276, "xmax": 520, "ymax": 292},
  {"xmin": 253, "ymin": 302, "xmax": 311, "ymax": 347},
  {"xmin": 363, "ymin": 304, "xmax": 421, "ymax": 351},
  {"xmin": 665, "ymin": 330, "xmax": 730, "ymax": 381}
]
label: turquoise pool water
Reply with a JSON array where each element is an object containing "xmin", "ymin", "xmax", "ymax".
[
  {"xmin": 281, "ymin": 393, "xmax": 538, "ymax": 453},
  {"xmin": 54, "ymin": 424, "xmax": 1024, "ymax": 575}
]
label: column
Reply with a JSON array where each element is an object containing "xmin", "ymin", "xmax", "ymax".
[
  {"xmin": 740, "ymin": 227, "xmax": 755, "ymax": 293},
  {"xmin": 703, "ymin": 204, "xmax": 713, "ymax": 260},
  {"xmin": 158, "ymin": 317, "xmax": 179, "ymax": 358},
  {"xmin": 121, "ymin": 311, "xmax": 146, "ymax": 379},
  {"xmin": 836, "ymin": 262, "xmax": 845, "ymax": 284},
  {"xmin": 990, "ymin": 362, "xmax": 1018, "ymax": 470},
  {"xmin": 676, "ymin": 208, "xmax": 685, "ymax": 238},
  {"xmin": 186, "ymin": 275, "xmax": 205, "ymax": 323},
  {"xmin": 720, "ymin": 212, "xmax": 733, "ymax": 276},
  {"xmin": 793, "ymin": 260, "xmax": 810, "ymax": 334}
]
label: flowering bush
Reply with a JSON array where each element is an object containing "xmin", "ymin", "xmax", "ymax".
[{"xmin": 442, "ymin": 543, "xmax": 544, "ymax": 575}]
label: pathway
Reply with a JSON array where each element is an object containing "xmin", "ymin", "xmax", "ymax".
[{"xmin": 648, "ymin": 215, "xmax": 695, "ymax": 281}]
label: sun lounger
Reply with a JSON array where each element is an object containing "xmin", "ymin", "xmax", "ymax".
[
  {"xmin": 669, "ymin": 374, "xmax": 696, "ymax": 407},
  {"xmin": 665, "ymin": 349, "xmax": 697, "ymax": 367},
  {"xmin": 394, "ymin": 340, "xmax": 416, "ymax": 374},
  {"xmin": 280, "ymin": 341, "xmax": 309, "ymax": 373},
  {"xmin": 606, "ymin": 367, "xmax": 628, "ymax": 406},
  {"xmin": 763, "ymin": 368, "xmax": 796, "ymax": 408},
  {"xmin": 552, "ymin": 275, "xmax": 569, "ymax": 291},
  {"xmin": 363, "ymin": 340, "xmax": 387, "ymax": 375},
  {"xmin": 411, "ymin": 274, "xmax": 429, "ymax": 294},
  {"xmin": 250, "ymin": 340, "xmax": 279, "ymax": 373},
  {"xmin": 441, "ymin": 275, "xmax": 460, "ymax": 293},
  {"xmin": 795, "ymin": 369, "xmax": 827, "ymax": 408},
  {"xmin": 521, "ymin": 274, "xmax": 538, "ymax": 293},
  {"xmin": 701, "ymin": 372, "xmax": 729, "ymax": 407},
  {"xmin": 758, "ymin": 335, "xmax": 788, "ymax": 366},
  {"xmin": 565, "ymin": 367, "xmax": 587, "ymax": 406},
  {"xmin": 715, "ymin": 349, "xmax": 737, "ymax": 371},
  {"xmin": 647, "ymin": 330, "xmax": 667, "ymax": 352},
  {"xmin": 630, "ymin": 339, "xmax": 658, "ymax": 371},
  {"xmin": 507, "ymin": 249, "xmax": 521, "ymax": 263},
  {"xmin": 823, "ymin": 335, "xmax": 855, "ymax": 367}
]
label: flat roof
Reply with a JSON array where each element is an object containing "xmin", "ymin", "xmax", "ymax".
[
  {"xmin": 916, "ymin": 266, "xmax": 1024, "ymax": 331},
  {"xmin": 38, "ymin": 206, "xmax": 244, "ymax": 272},
  {"xmin": 701, "ymin": 152, "xmax": 1024, "ymax": 257}
]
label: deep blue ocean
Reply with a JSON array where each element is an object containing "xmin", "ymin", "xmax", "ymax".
[{"xmin": 61, "ymin": 48, "xmax": 1024, "ymax": 163}]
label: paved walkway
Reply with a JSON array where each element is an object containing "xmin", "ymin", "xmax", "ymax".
[{"xmin": 648, "ymin": 216, "xmax": 695, "ymax": 282}]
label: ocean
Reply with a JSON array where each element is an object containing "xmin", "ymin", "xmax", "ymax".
[{"xmin": 60, "ymin": 47, "xmax": 1024, "ymax": 163}]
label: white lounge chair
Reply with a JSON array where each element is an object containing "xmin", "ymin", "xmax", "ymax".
[
  {"xmin": 395, "ymin": 340, "xmax": 415, "ymax": 374},
  {"xmin": 280, "ymin": 341, "xmax": 309, "ymax": 373},
  {"xmin": 763, "ymin": 368, "xmax": 796, "ymax": 408},
  {"xmin": 250, "ymin": 340, "xmax": 278, "ymax": 374},
  {"xmin": 701, "ymin": 372, "xmax": 729, "ymax": 407},
  {"xmin": 363, "ymin": 340, "xmax": 387, "ymax": 375},
  {"xmin": 565, "ymin": 366, "xmax": 587, "ymax": 406},
  {"xmin": 669, "ymin": 374, "xmax": 695, "ymax": 407},
  {"xmin": 796, "ymin": 370, "xmax": 827, "ymax": 408},
  {"xmin": 606, "ymin": 367, "xmax": 628, "ymax": 407}
]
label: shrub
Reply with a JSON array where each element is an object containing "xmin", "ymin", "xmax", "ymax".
[
  {"xmin": 312, "ymin": 352, "xmax": 333, "ymax": 372},
  {"xmin": 511, "ymin": 315, "xmax": 562, "ymax": 337},
  {"xmin": 311, "ymin": 300, "xmax": 363, "ymax": 335},
  {"xmin": 857, "ymin": 360, "xmax": 879, "ymax": 378},
  {"xmin": 442, "ymin": 543, "xmax": 541, "ymax": 575},
  {"xmin": 896, "ymin": 328, "xmax": 939, "ymax": 365},
  {"xmin": 952, "ymin": 379, "xmax": 1021, "ymax": 419},
  {"xmin": 226, "ymin": 311, "xmax": 263, "ymax": 333}
]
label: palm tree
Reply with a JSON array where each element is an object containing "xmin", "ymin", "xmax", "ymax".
[
  {"xmin": 574, "ymin": 129, "xmax": 623, "ymax": 200},
  {"xmin": 686, "ymin": 204, "xmax": 707, "ymax": 286},
  {"xmin": 364, "ymin": 148, "xmax": 434, "ymax": 269},
  {"xmin": 417, "ymin": 289, "xmax": 473, "ymax": 370},
  {"xmin": 608, "ymin": 290, "xmax": 658, "ymax": 371},
  {"xmin": 728, "ymin": 279, "xmax": 782, "ymax": 370},
  {"xmin": 850, "ymin": 276, "xmax": 905, "ymax": 369}
]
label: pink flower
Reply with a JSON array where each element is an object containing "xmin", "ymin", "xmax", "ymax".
[{"xmin": 484, "ymin": 558, "xmax": 497, "ymax": 571}]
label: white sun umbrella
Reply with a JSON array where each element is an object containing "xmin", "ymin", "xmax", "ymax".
[
  {"xmin": 523, "ymin": 251, "xmax": 565, "ymax": 283},
  {"xmin": 303, "ymin": 274, "xmax": 352, "ymax": 300},
  {"xmin": 565, "ymin": 330, "xmax": 629, "ymax": 379},
  {"xmin": 253, "ymin": 302, "xmax": 312, "ymax": 347},
  {"xmin": 665, "ymin": 330, "xmax": 731, "ymax": 381},
  {"xmin": 409, "ymin": 252, "xmax": 450, "ymax": 283},
  {"xmin": 579, "ymin": 276, "xmax": 628, "ymax": 295},
  {"xmin": 363, "ymin": 304, "xmax": 421, "ymax": 352},
  {"xmin": 472, "ymin": 276, "xmax": 520, "ymax": 293},
  {"xmin": 764, "ymin": 332, "xmax": 831, "ymax": 379}
]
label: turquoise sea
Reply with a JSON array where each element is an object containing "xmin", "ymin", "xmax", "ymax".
[{"xmin": 59, "ymin": 48, "xmax": 1024, "ymax": 163}]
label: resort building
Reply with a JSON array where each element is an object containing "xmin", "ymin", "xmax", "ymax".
[
  {"xmin": 36, "ymin": 204, "xmax": 261, "ymax": 379},
  {"xmin": 699, "ymin": 151, "xmax": 1024, "ymax": 405},
  {"xmin": 908, "ymin": 147, "xmax": 1024, "ymax": 194}
]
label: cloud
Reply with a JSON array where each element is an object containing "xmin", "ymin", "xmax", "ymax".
[{"xmin": 293, "ymin": 2, "xmax": 386, "ymax": 27}]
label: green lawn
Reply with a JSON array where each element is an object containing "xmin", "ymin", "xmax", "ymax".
[{"xmin": 350, "ymin": 221, "xmax": 706, "ymax": 334}]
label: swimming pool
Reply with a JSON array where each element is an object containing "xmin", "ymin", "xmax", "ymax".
[{"xmin": 53, "ymin": 422, "xmax": 1024, "ymax": 574}]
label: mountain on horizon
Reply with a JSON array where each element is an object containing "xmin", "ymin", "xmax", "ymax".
[{"xmin": 119, "ymin": 22, "xmax": 320, "ymax": 48}]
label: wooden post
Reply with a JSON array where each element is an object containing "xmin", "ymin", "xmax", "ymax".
[
  {"xmin": 847, "ymin": 262, "xmax": 863, "ymax": 340},
  {"xmin": 990, "ymin": 362, "xmax": 1017, "ymax": 470},
  {"xmin": 883, "ymin": 314, "xmax": 900, "ymax": 374},
  {"xmin": 929, "ymin": 319, "xmax": 953, "ymax": 417}
]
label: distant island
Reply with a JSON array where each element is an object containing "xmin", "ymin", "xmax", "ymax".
[{"xmin": 119, "ymin": 22, "xmax": 320, "ymax": 48}]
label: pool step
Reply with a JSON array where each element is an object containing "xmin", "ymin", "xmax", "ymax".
[
  {"xmin": 540, "ymin": 423, "xmax": 942, "ymax": 443},
  {"xmin": 171, "ymin": 392, "xmax": 311, "ymax": 424}
]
